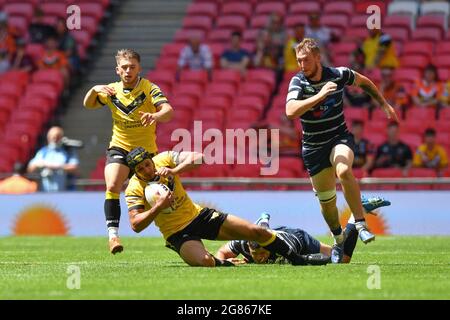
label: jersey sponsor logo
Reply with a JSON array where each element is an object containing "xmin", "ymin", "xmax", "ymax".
[{"xmin": 110, "ymin": 92, "xmax": 147, "ymax": 115}]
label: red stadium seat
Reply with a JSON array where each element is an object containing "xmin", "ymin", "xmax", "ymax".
[
  {"xmin": 433, "ymin": 55, "xmax": 450, "ymax": 69},
  {"xmin": 333, "ymin": 54, "xmax": 350, "ymax": 67},
  {"xmin": 195, "ymin": 108, "xmax": 225, "ymax": 121},
  {"xmin": 211, "ymin": 69, "xmax": 242, "ymax": 86},
  {"xmin": 40, "ymin": 2, "xmax": 66, "ymax": 18},
  {"xmin": 344, "ymin": 28, "xmax": 369, "ymax": 41},
  {"xmin": 169, "ymin": 96, "xmax": 197, "ymax": 111},
  {"xmin": 323, "ymin": 1, "xmax": 353, "ymax": 16},
  {"xmin": 394, "ymin": 68, "xmax": 422, "ymax": 84},
  {"xmin": 345, "ymin": 107, "xmax": 369, "ymax": 123},
  {"xmin": 289, "ymin": 2, "xmax": 321, "ymax": 15},
  {"xmin": 233, "ymin": 96, "xmax": 266, "ymax": 113},
  {"xmin": 31, "ymin": 69, "xmax": 64, "ymax": 93},
  {"xmin": 146, "ymin": 70, "xmax": 176, "ymax": 86},
  {"xmin": 255, "ymin": 2, "xmax": 286, "ymax": 16},
  {"xmin": 216, "ymin": 15, "xmax": 247, "ymax": 31},
  {"xmin": 405, "ymin": 108, "xmax": 436, "ymax": 122},
  {"xmin": 438, "ymin": 108, "xmax": 450, "ymax": 121},
  {"xmin": 226, "ymin": 107, "xmax": 260, "ymax": 123},
  {"xmin": 0, "ymin": 70, "xmax": 29, "ymax": 88},
  {"xmin": 70, "ymin": 30, "xmax": 91, "ymax": 50},
  {"xmin": 207, "ymin": 29, "xmax": 232, "ymax": 43},
  {"xmin": 365, "ymin": 133, "xmax": 386, "ymax": 147},
  {"xmin": 242, "ymin": 29, "xmax": 260, "ymax": 42},
  {"xmin": 438, "ymin": 68, "xmax": 450, "ymax": 81},
  {"xmin": 384, "ymin": 15, "xmax": 412, "ymax": 30},
  {"xmin": 198, "ymin": 96, "xmax": 231, "ymax": 113},
  {"xmin": 228, "ymin": 164, "xmax": 262, "ymax": 177},
  {"xmin": 349, "ymin": 14, "xmax": 369, "ymax": 28},
  {"xmin": 408, "ymin": 168, "xmax": 437, "ymax": 178},
  {"xmin": 3, "ymin": 3, "xmax": 34, "ymax": 21},
  {"xmin": 173, "ymin": 29, "xmax": 205, "ymax": 43},
  {"xmin": 77, "ymin": 3, "xmax": 104, "ymax": 21},
  {"xmin": 186, "ymin": 2, "xmax": 218, "ymax": 18},
  {"xmin": 411, "ymin": 28, "xmax": 442, "ymax": 42},
  {"xmin": 222, "ymin": 2, "xmax": 252, "ymax": 19},
  {"xmin": 382, "ymin": 27, "xmax": 409, "ymax": 44},
  {"xmin": 250, "ymin": 15, "xmax": 270, "ymax": 29},
  {"xmin": 172, "ymin": 83, "xmax": 204, "ymax": 100},
  {"xmin": 179, "ymin": 70, "xmax": 209, "ymax": 85},
  {"xmin": 285, "ymin": 15, "xmax": 309, "ymax": 28},
  {"xmin": 436, "ymin": 42, "xmax": 450, "ymax": 55},
  {"xmin": 0, "ymin": 83, "xmax": 22, "ymax": 101},
  {"xmin": 205, "ymin": 83, "xmax": 237, "ymax": 100},
  {"xmin": 182, "ymin": 16, "xmax": 213, "ymax": 32},
  {"xmin": 399, "ymin": 55, "xmax": 430, "ymax": 70},
  {"xmin": 401, "ymin": 133, "xmax": 422, "ymax": 150},
  {"xmin": 239, "ymin": 83, "xmax": 272, "ymax": 102},
  {"xmin": 246, "ymin": 69, "xmax": 276, "ymax": 90},
  {"xmin": 416, "ymin": 15, "xmax": 446, "ymax": 34},
  {"xmin": 154, "ymin": 56, "xmax": 179, "ymax": 71},
  {"xmin": 371, "ymin": 168, "xmax": 403, "ymax": 178},
  {"xmin": 25, "ymin": 43, "xmax": 44, "ymax": 61},
  {"xmin": 402, "ymin": 41, "xmax": 434, "ymax": 57},
  {"xmin": 320, "ymin": 14, "xmax": 348, "ymax": 33},
  {"xmin": 195, "ymin": 164, "xmax": 228, "ymax": 178},
  {"xmin": 330, "ymin": 42, "xmax": 357, "ymax": 56},
  {"xmin": 7, "ymin": 16, "xmax": 28, "ymax": 36},
  {"xmin": 355, "ymin": 1, "xmax": 386, "ymax": 15}
]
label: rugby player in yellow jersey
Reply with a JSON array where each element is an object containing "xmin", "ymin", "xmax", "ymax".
[
  {"xmin": 83, "ymin": 49, "xmax": 173, "ymax": 254},
  {"xmin": 125, "ymin": 147, "xmax": 325, "ymax": 267}
]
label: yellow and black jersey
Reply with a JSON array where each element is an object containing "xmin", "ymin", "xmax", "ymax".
[
  {"xmin": 97, "ymin": 77, "xmax": 168, "ymax": 153},
  {"xmin": 125, "ymin": 151, "xmax": 203, "ymax": 239}
]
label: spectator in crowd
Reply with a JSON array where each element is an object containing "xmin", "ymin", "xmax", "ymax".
[
  {"xmin": 0, "ymin": 12, "xmax": 17, "ymax": 51},
  {"xmin": 374, "ymin": 122, "xmax": 412, "ymax": 176},
  {"xmin": 284, "ymin": 24, "xmax": 305, "ymax": 72},
  {"xmin": 266, "ymin": 13, "xmax": 287, "ymax": 50},
  {"xmin": 441, "ymin": 80, "xmax": 450, "ymax": 107},
  {"xmin": 55, "ymin": 18, "xmax": 80, "ymax": 74},
  {"xmin": 362, "ymin": 30, "xmax": 399, "ymax": 70},
  {"xmin": 177, "ymin": 35, "xmax": 213, "ymax": 77},
  {"xmin": 351, "ymin": 120, "xmax": 375, "ymax": 176},
  {"xmin": 305, "ymin": 13, "xmax": 331, "ymax": 49},
  {"xmin": 220, "ymin": 31, "xmax": 250, "ymax": 75},
  {"xmin": 349, "ymin": 45, "xmax": 366, "ymax": 72},
  {"xmin": 253, "ymin": 29, "xmax": 283, "ymax": 73},
  {"xmin": 10, "ymin": 38, "xmax": 35, "ymax": 72},
  {"xmin": 38, "ymin": 35, "xmax": 69, "ymax": 87},
  {"xmin": 305, "ymin": 13, "xmax": 331, "ymax": 64},
  {"xmin": 27, "ymin": 126, "xmax": 79, "ymax": 192},
  {"xmin": 411, "ymin": 64, "xmax": 443, "ymax": 109},
  {"xmin": 0, "ymin": 162, "xmax": 37, "ymax": 194},
  {"xmin": 0, "ymin": 47, "xmax": 10, "ymax": 73},
  {"xmin": 379, "ymin": 67, "xmax": 409, "ymax": 110},
  {"xmin": 28, "ymin": 8, "xmax": 57, "ymax": 44},
  {"xmin": 413, "ymin": 128, "xmax": 448, "ymax": 176}
]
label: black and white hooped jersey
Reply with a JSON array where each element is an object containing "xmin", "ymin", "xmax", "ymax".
[{"xmin": 286, "ymin": 66, "xmax": 356, "ymax": 149}]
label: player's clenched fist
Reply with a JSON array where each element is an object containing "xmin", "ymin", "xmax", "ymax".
[
  {"xmin": 318, "ymin": 81, "xmax": 337, "ymax": 98},
  {"xmin": 93, "ymin": 85, "xmax": 116, "ymax": 96}
]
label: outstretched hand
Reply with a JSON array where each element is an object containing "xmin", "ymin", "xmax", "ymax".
[
  {"xmin": 383, "ymin": 103, "xmax": 399, "ymax": 123},
  {"xmin": 139, "ymin": 111, "xmax": 158, "ymax": 127}
]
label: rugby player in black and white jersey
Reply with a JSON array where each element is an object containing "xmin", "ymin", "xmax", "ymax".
[{"xmin": 285, "ymin": 38, "xmax": 399, "ymax": 263}]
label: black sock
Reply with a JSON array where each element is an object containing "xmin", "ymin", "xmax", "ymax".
[
  {"xmin": 263, "ymin": 235, "xmax": 306, "ymax": 265},
  {"xmin": 213, "ymin": 256, "xmax": 234, "ymax": 267},
  {"xmin": 343, "ymin": 223, "xmax": 358, "ymax": 257},
  {"xmin": 105, "ymin": 199, "xmax": 121, "ymax": 228},
  {"xmin": 331, "ymin": 226, "xmax": 343, "ymax": 236},
  {"xmin": 355, "ymin": 218, "xmax": 365, "ymax": 223}
]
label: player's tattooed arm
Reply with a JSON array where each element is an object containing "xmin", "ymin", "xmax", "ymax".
[{"xmin": 353, "ymin": 71, "xmax": 399, "ymax": 122}]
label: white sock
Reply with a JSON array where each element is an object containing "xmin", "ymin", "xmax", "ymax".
[
  {"xmin": 108, "ymin": 227, "xmax": 119, "ymax": 240},
  {"xmin": 348, "ymin": 214, "xmax": 355, "ymax": 224},
  {"xmin": 355, "ymin": 220, "xmax": 368, "ymax": 232}
]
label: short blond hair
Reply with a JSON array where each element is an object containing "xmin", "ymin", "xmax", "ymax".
[
  {"xmin": 295, "ymin": 38, "xmax": 321, "ymax": 56},
  {"xmin": 115, "ymin": 49, "xmax": 141, "ymax": 64}
]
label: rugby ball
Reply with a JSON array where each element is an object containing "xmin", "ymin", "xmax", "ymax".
[{"xmin": 144, "ymin": 183, "xmax": 173, "ymax": 214}]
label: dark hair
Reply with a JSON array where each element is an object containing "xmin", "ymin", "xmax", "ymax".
[
  {"xmin": 352, "ymin": 120, "xmax": 364, "ymax": 127},
  {"xmin": 231, "ymin": 31, "xmax": 242, "ymax": 38},
  {"xmin": 424, "ymin": 64, "xmax": 438, "ymax": 81},
  {"xmin": 424, "ymin": 128, "xmax": 436, "ymax": 137}
]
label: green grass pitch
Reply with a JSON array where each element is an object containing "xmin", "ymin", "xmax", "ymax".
[{"xmin": 1, "ymin": 236, "xmax": 449, "ymax": 299}]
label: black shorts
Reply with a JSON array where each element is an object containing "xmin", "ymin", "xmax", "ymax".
[
  {"xmin": 295, "ymin": 229, "xmax": 321, "ymax": 255},
  {"xmin": 166, "ymin": 208, "xmax": 228, "ymax": 253},
  {"xmin": 302, "ymin": 133, "xmax": 355, "ymax": 177},
  {"xmin": 106, "ymin": 146, "xmax": 157, "ymax": 178}
]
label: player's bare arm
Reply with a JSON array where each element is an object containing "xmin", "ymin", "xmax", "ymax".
[
  {"xmin": 353, "ymin": 71, "xmax": 399, "ymax": 122},
  {"xmin": 157, "ymin": 151, "xmax": 204, "ymax": 177},
  {"xmin": 286, "ymin": 81, "xmax": 337, "ymax": 119},
  {"xmin": 129, "ymin": 191, "xmax": 173, "ymax": 233},
  {"xmin": 83, "ymin": 85, "xmax": 116, "ymax": 109},
  {"xmin": 216, "ymin": 243, "xmax": 238, "ymax": 260},
  {"xmin": 139, "ymin": 102, "xmax": 174, "ymax": 127}
]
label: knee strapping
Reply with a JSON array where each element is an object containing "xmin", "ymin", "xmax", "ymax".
[
  {"xmin": 315, "ymin": 189, "xmax": 337, "ymax": 203},
  {"xmin": 105, "ymin": 191, "xmax": 120, "ymax": 200}
]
